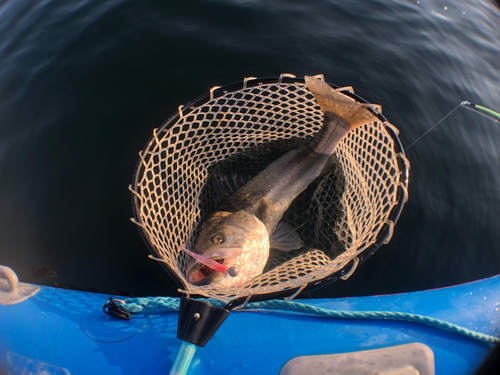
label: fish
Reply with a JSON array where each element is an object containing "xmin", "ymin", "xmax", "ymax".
[{"xmin": 186, "ymin": 75, "xmax": 380, "ymax": 288}]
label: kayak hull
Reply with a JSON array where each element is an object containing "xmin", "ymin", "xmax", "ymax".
[{"xmin": 1, "ymin": 275, "xmax": 499, "ymax": 374}]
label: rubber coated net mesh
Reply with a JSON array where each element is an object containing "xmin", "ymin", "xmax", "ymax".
[{"xmin": 131, "ymin": 75, "xmax": 409, "ymax": 303}]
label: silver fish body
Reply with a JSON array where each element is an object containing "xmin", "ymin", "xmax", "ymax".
[{"xmin": 187, "ymin": 76, "xmax": 379, "ymax": 287}]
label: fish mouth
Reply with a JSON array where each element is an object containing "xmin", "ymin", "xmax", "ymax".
[{"xmin": 187, "ymin": 256, "xmax": 226, "ymax": 286}]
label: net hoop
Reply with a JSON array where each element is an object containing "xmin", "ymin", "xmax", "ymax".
[{"xmin": 131, "ymin": 74, "xmax": 409, "ymax": 306}]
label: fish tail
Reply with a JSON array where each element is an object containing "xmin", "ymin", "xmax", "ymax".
[{"xmin": 305, "ymin": 75, "xmax": 380, "ymax": 133}]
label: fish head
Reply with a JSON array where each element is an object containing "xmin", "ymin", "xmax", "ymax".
[{"xmin": 186, "ymin": 211, "xmax": 270, "ymax": 288}]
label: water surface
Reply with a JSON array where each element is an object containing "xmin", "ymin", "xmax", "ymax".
[{"xmin": 0, "ymin": 0, "xmax": 499, "ymax": 298}]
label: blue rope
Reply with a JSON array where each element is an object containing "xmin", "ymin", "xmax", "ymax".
[
  {"xmin": 119, "ymin": 296, "xmax": 224, "ymax": 313},
  {"xmin": 118, "ymin": 296, "xmax": 499, "ymax": 346}
]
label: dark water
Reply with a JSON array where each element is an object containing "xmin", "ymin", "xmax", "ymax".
[{"xmin": 1, "ymin": 0, "xmax": 499, "ymax": 298}]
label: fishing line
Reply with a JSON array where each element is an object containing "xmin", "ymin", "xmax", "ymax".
[
  {"xmin": 277, "ymin": 100, "xmax": 500, "ymax": 248},
  {"xmin": 405, "ymin": 104, "xmax": 461, "ymax": 150},
  {"xmin": 405, "ymin": 101, "xmax": 500, "ymax": 150}
]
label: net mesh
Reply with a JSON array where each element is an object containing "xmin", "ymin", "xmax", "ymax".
[{"xmin": 131, "ymin": 75, "xmax": 409, "ymax": 303}]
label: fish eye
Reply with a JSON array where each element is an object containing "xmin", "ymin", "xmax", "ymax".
[{"xmin": 211, "ymin": 234, "xmax": 224, "ymax": 244}]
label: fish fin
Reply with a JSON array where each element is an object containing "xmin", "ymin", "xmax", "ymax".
[
  {"xmin": 320, "ymin": 154, "xmax": 339, "ymax": 175},
  {"xmin": 305, "ymin": 75, "xmax": 380, "ymax": 131},
  {"xmin": 269, "ymin": 222, "xmax": 303, "ymax": 251}
]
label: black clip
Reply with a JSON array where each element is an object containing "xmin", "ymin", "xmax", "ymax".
[{"xmin": 103, "ymin": 297, "xmax": 133, "ymax": 320}]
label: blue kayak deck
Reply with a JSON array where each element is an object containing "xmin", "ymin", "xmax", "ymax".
[{"xmin": 1, "ymin": 275, "xmax": 499, "ymax": 374}]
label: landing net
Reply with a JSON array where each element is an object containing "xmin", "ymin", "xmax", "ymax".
[{"xmin": 131, "ymin": 74, "xmax": 409, "ymax": 304}]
